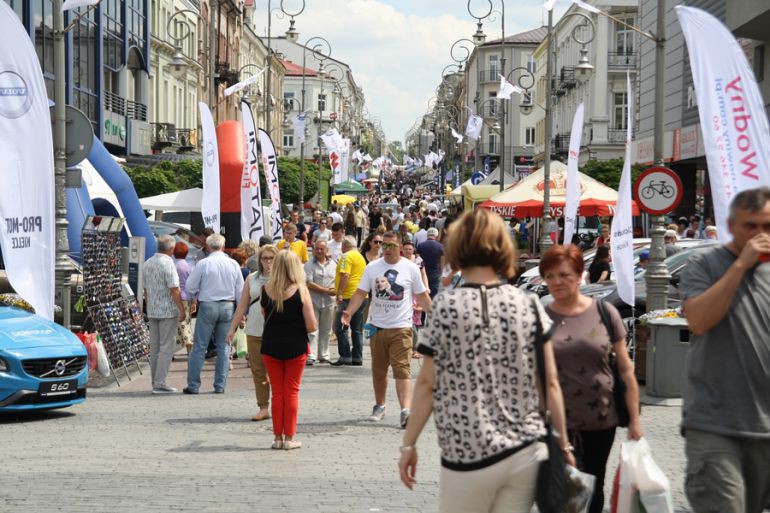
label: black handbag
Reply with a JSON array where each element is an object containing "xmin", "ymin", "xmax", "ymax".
[
  {"xmin": 531, "ymin": 298, "xmax": 568, "ymax": 513},
  {"xmin": 596, "ymin": 300, "xmax": 631, "ymax": 428}
]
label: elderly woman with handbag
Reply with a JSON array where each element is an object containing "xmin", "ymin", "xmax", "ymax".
[
  {"xmin": 398, "ymin": 209, "xmax": 573, "ymax": 513},
  {"xmin": 539, "ymin": 244, "xmax": 642, "ymax": 513}
]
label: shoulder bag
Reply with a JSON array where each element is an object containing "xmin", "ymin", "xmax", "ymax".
[
  {"xmin": 596, "ymin": 300, "xmax": 632, "ymax": 428},
  {"xmin": 531, "ymin": 297, "xmax": 568, "ymax": 513}
]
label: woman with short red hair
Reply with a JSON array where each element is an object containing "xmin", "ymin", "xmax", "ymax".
[
  {"xmin": 539, "ymin": 245, "xmax": 642, "ymax": 513},
  {"xmin": 173, "ymin": 242, "xmax": 194, "ymax": 353}
]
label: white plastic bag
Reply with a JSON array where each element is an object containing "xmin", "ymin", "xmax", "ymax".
[
  {"xmin": 565, "ymin": 465, "xmax": 596, "ymax": 513},
  {"xmin": 611, "ymin": 438, "xmax": 674, "ymax": 513},
  {"xmin": 95, "ymin": 335, "xmax": 111, "ymax": 377}
]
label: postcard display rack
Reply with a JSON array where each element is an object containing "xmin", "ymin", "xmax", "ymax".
[{"xmin": 81, "ymin": 216, "xmax": 149, "ymax": 384}]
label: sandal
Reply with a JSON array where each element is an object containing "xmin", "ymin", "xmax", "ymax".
[{"xmin": 271, "ymin": 440, "xmax": 283, "ymax": 450}]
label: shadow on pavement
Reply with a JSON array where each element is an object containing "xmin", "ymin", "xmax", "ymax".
[{"xmin": 0, "ymin": 409, "xmax": 76, "ymax": 424}]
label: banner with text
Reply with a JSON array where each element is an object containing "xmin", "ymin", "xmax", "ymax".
[
  {"xmin": 240, "ymin": 101, "xmax": 265, "ymax": 242},
  {"xmin": 563, "ymin": 102, "xmax": 585, "ymax": 245},
  {"xmin": 199, "ymin": 102, "xmax": 220, "ymax": 232},
  {"xmin": 610, "ymin": 72, "xmax": 635, "ymax": 307},
  {"xmin": 0, "ymin": 2, "xmax": 55, "ymax": 319},
  {"xmin": 677, "ymin": 5, "xmax": 770, "ymax": 241},
  {"xmin": 258, "ymin": 129, "xmax": 283, "ymax": 242}
]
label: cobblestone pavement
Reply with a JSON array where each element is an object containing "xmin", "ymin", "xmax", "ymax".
[{"xmin": 0, "ymin": 343, "xmax": 694, "ymax": 513}]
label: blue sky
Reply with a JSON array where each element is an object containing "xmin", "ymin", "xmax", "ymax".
[{"xmin": 252, "ymin": 1, "xmax": 568, "ymax": 146}]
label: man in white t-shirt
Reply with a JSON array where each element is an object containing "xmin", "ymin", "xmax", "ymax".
[
  {"xmin": 327, "ymin": 222, "xmax": 344, "ymax": 263},
  {"xmin": 342, "ymin": 231, "xmax": 432, "ymax": 429}
]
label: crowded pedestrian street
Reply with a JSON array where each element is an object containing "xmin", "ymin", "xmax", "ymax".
[{"xmin": 1, "ymin": 349, "xmax": 693, "ymax": 513}]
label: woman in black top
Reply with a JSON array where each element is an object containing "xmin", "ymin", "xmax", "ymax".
[
  {"xmin": 587, "ymin": 245, "xmax": 611, "ymax": 284},
  {"xmin": 261, "ymin": 250, "xmax": 317, "ymax": 450}
]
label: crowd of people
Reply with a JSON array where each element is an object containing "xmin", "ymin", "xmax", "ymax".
[{"xmin": 139, "ymin": 186, "xmax": 770, "ymax": 513}]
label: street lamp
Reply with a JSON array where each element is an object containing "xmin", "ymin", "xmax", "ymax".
[
  {"xmin": 298, "ymin": 36, "xmax": 332, "ymax": 208},
  {"xmin": 538, "ymin": 10, "xmax": 595, "ymax": 255},
  {"xmin": 165, "ymin": 8, "xmax": 215, "ymax": 109},
  {"xmin": 236, "ymin": 63, "xmax": 264, "ymax": 104},
  {"xmin": 468, "ymin": 0, "xmax": 506, "ymax": 192},
  {"xmin": 265, "ymin": 0, "xmax": 305, "ymax": 140}
]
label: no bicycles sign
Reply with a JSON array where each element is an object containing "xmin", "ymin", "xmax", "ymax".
[{"xmin": 633, "ymin": 166, "xmax": 683, "ymax": 215}]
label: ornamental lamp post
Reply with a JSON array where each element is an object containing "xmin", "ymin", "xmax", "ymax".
[
  {"xmin": 266, "ymin": 1, "xmax": 305, "ymax": 140},
  {"xmin": 165, "ymin": 7, "xmax": 215, "ymax": 109}
]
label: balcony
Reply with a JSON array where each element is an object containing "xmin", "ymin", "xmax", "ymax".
[
  {"xmin": 152, "ymin": 123, "xmax": 197, "ymax": 151},
  {"xmin": 477, "ymin": 69, "xmax": 500, "ymax": 84},
  {"xmin": 477, "ymin": 103, "xmax": 500, "ymax": 119},
  {"xmin": 607, "ymin": 129, "xmax": 627, "ymax": 144},
  {"xmin": 478, "ymin": 142, "xmax": 500, "ymax": 155},
  {"xmin": 215, "ymin": 61, "xmax": 239, "ymax": 86},
  {"xmin": 559, "ymin": 66, "xmax": 577, "ymax": 90},
  {"xmin": 608, "ymin": 52, "xmax": 638, "ymax": 69},
  {"xmin": 104, "ymin": 91, "xmax": 147, "ymax": 122}
]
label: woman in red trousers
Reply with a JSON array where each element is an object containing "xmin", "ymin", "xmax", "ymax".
[{"xmin": 261, "ymin": 250, "xmax": 317, "ymax": 450}]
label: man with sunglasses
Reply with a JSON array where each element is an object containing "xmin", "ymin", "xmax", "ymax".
[{"xmin": 342, "ymin": 232, "xmax": 432, "ymax": 428}]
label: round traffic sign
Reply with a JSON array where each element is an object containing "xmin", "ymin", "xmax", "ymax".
[
  {"xmin": 330, "ymin": 112, "xmax": 338, "ymax": 121},
  {"xmin": 471, "ymin": 171, "xmax": 486, "ymax": 185},
  {"xmin": 633, "ymin": 166, "xmax": 683, "ymax": 215}
]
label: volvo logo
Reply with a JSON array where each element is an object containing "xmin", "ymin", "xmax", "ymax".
[
  {"xmin": 205, "ymin": 141, "xmax": 216, "ymax": 166},
  {"xmin": 54, "ymin": 360, "xmax": 66, "ymax": 376},
  {"xmin": 0, "ymin": 70, "xmax": 32, "ymax": 119}
]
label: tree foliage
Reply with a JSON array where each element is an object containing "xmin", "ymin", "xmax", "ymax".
[
  {"xmin": 275, "ymin": 157, "xmax": 331, "ymax": 205},
  {"xmin": 388, "ymin": 141, "xmax": 405, "ymax": 164},
  {"xmin": 579, "ymin": 158, "xmax": 644, "ymax": 191}
]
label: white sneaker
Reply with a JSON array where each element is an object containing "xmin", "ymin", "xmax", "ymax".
[
  {"xmin": 152, "ymin": 385, "xmax": 178, "ymax": 394},
  {"xmin": 368, "ymin": 404, "xmax": 386, "ymax": 421}
]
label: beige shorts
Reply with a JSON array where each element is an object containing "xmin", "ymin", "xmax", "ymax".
[{"xmin": 370, "ymin": 327, "xmax": 413, "ymax": 379}]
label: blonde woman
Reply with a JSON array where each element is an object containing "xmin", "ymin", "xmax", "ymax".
[
  {"xmin": 260, "ymin": 250, "xmax": 317, "ymax": 450},
  {"xmin": 226, "ymin": 245, "xmax": 278, "ymax": 422}
]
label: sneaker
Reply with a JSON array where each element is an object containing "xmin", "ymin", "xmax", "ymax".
[
  {"xmin": 182, "ymin": 387, "xmax": 199, "ymax": 395},
  {"xmin": 400, "ymin": 409, "xmax": 410, "ymax": 429},
  {"xmin": 214, "ymin": 388, "xmax": 225, "ymax": 394},
  {"xmin": 351, "ymin": 360, "xmax": 363, "ymax": 366},
  {"xmin": 283, "ymin": 440, "xmax": 302, "ymax": 450},
  {"xmin": 331, "ymin": 359, "xmax": 351, "ymax": 366},
  {"xmin": 368, "ymin": 404, "xmax": 386, "ymax": 422},
  {"xmin": 306, "ymin": 358, "xmax": 315, "ymax": 367},
  {"xmin": 152, "ymin": 385, "xmax": 178, "ymax": 394},
  {"xmin": 317, "ymin": 358, "xmax": 332, "ymax": 364}
]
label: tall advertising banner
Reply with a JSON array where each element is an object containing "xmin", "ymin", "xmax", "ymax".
[
  {"xmin": 0, "ymin": 3, "xmax": 55, "ymax": 320},
  {"xmin": 563, "ymin": 102, "xmax": 585, "ymax": 245},
  {"xmin": 330, "ymin": 150, "xmax": 342, "ymax": 184},
  {"xmin": 610, "ymin": 72, "xmax": 635, "ymax": 307},
  {"xmin": 340, "ymin": 138, "xmax": 351, "ymax": 183},
  {"xmin": 240, "ymin": 101, "xmax": 265, "ymax": 242},
  {"xmin": 677, "ymin": 6, "xmax": 770, "ymax": 242},
  {"xmin": 258, "ymin": 129, "xmax": 283, "ymax": 242},
  {"xmin": 199, "ymin": 102, "xmax": 220, "ymax": 232}
]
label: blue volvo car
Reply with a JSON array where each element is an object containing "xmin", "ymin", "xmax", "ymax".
[{"xmin": 0, "ymin": 306, "xmax": 88, "ymax": 411}]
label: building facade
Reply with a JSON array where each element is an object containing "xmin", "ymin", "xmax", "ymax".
[{"xmin": 6, "ymin": 0, "xmax": 152, "ymax": 156}]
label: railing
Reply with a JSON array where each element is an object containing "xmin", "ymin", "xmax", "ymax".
[
  {"xmin": 608, "ymin": 52, "xmax": 638, "ymax": 69},
  {"xmin": 478, "ymin": 142, "xmax": 499, "ymax": 155},
  {"xmin": 152, "ymin": 123, "xmax": 197, "ymax": 149},
  {"xmin": 607, "ymin": 129, "xmax": 627, "ymax": 144},
  {"xmin": 477, "ymin": 103, "xmax": 499, "ymax": 119},
  {"xmin": 477, "ymin": 68, "xmax": 500, "ymax": 84},
  {"xmin": 104, "ymin": 90, "xmax": 147, "ymax": 121}
]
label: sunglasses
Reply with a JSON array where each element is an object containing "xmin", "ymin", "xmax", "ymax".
[
  {"xmin": 382, "ymin": 242, "xmax": 399, "ymax": 250},
  {"xmin": 372, "ymin": 240, "xmax": 383, "ymax": 244}
]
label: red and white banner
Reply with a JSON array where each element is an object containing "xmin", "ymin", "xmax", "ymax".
[
  {"xmin": 258, "ymin": 129, "xmax": 283, "ymax": 242},
  {"xmin": 563, "ymin": 103, "xmax": 584, "ymax": 245},
  {"xmin": 240, "ymin": 101, "xmax": 265, "ymax": 242},
  {"xmin": 0, "ymin": 2, "xmax": 55, "ymax": 319},
  {"xmin": 610, "ymin": 72, "xmax": 635, "ymax": 307},
  {"xmin": 329, "ymin": 150, "xmax": 342, "ymax": 185},
  {"xmin": 677, "ymin": 6, "xmax": 770, "ymax": 241},
  {"xmin": 199, "ymin": 102, "xmax": 220, "ymax": 232}
]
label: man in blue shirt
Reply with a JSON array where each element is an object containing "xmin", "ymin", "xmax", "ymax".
[
  {"xmin": 416, "ymin": 228, "xmax": 444, "ymax": 298},
  {"xmin": 184, "ymin": 233, "xmax": 244, "ymax": 394}
]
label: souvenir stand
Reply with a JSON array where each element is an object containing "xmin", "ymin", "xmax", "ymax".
[{"xmin": 81, "ymin": 215, "xmax": 149, "ymax": 385}]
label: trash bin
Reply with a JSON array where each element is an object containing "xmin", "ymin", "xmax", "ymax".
[{"xmin": 645, "ymin": 317, "xmax": 691, "ymax": 398}]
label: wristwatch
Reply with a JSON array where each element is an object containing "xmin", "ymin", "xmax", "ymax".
[
  {"xmin": 399, "ymin": 445, "xmax": 416, "ymax": 453},
  {"xmin": 561, "ymin": 444, "xmax": 575, "ymax": 454}
]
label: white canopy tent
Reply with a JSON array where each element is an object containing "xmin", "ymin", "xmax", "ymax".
[{"xmin": 139, "ymin": 188, "xmax": 203, "ymax": 212}]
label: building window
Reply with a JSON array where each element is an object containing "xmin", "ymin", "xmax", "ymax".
[
  {"xmin": 283, "ymin": 134, "xmax": 294, "ymax": 148},
  {"xmin": 488, "ymin": 133, "xmax": 497, "ymax": 154},
  {"xmin": 754, "ymin": 44, "xmax": 765, "ymax": 82},
  {"xmin": 8, "ymin": 0, "xmax": 24, "ymax": 21},
  {"xmin": 526, "ymin": 54, "xmax": 536, "ymax": 74},
  {"xmin": 102, "ymin": 0, "xmax": 123, "ymax": 71},
  {"xmin": 613, "ymin": 92, "xmax": 628, "ymax": 130},
  {"xmin": 615, "ymin": 16, "xmax": 635, "ymax": 54},
  {"xmin": 127, "ymin": 0, "xmax": 146, "ymax": 55},
  {"xmin": 525, "ymin": 127, "xmax": 536, "ymax": 146},
  {"xmin": 318, "ymin": 93, "xmax": 326, "ymax": 112}
]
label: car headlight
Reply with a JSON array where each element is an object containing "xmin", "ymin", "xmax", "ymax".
[{"xmin": 0, "ymin": 357, "xmax": 8, "ymax": 373}]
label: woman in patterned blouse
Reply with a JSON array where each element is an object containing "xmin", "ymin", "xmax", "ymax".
[{"xmin": 398, "ymin": 208, "xmax": 573, "ymax": 513}]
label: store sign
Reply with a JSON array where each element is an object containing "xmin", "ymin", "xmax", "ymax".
[
  {"xmin": 680, "ymin": 124, "xmax": 699, "ymax": 160},
  {"xmin": 103, "ymin": 111, "xmax": 126, "ymax": 147},
  {"xmin": 128, "ymin": 119, "xmax": 151, "ymax": 155}
]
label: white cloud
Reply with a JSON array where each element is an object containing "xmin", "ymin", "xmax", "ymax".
[{"xmin": 254, "ymin": 0, "xmax": 562, "ymax": 145}]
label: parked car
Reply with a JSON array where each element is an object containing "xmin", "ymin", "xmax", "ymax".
[{"xmin": 0, "ymin": 306, "xmax": 88, "ymax": 411}]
